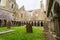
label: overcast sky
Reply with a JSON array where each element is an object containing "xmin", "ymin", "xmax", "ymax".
[{"xmin": 16, "ymin": 0, "xmax": 46, "ymax": 11}]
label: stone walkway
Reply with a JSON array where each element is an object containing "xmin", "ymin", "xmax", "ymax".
[
  {"xmin": 0, "ymin": 30, "xmax": 15, "ymax": 34},
  {"xmin": 43, "ymin": 31, "xmax": 56, "ymax": 40}
]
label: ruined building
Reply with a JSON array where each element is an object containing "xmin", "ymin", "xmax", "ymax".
[
  {"xmin": 45, "ymin": 0, "xmax": 60, "ymax": 40},
  {"xmin": 0, "ymin": 0, "xmax": 18, "ymax": 27}
]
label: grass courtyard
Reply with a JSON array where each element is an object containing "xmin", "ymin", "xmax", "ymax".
[{"xmin": 0, "ymin": 26, "xmax": 47, "ymax": 40}]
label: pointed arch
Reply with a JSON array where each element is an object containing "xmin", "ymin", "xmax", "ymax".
[{"xmin": 54, "ymin": 2, "xmax": 60, "ymax": 14}]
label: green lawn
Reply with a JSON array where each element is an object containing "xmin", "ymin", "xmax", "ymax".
[
  {"xmin": 0, "ymin": 27, "xmax": 8, "ymax": 32},
  {"xmin": 0, "ymin": 26, "xmax": 47, "ymax": 40}
]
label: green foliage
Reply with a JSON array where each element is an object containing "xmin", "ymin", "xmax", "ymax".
[{"xmin": 0, "ymin": 26, "xmax": 47, "ymax": 40}]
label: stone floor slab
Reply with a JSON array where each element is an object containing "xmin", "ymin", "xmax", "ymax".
[{"xmin": 0, "ymin": 30, "xmax": 15, "ymax": 34}]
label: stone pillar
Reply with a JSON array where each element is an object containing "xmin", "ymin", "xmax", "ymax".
[
  {"xmin": 36, "ymin": 21, "xmax": 37, "ymax": 26},
  {"xmin": 50, "ymin": 20, "xmax": 55, "ymax": 32},
  {"xmin": 56, "ymin": 19, "xmax": 60, "ymax": 40},
  {"xmin": 36, "ymin": 21, "xmax": 38, "ymax": 26},
  {"xmin": 17, "ymin": 22, "xmax": 19, "ymax": 26},
  {"xmin": 54, "ymin": 18, "xmax": 60, "ymax": 40},
  {"xmin": 39, "ymin": 21, "xmax": 41, "ymax": 26},
  {"xmin": 30, "ymin": 21, "xmax": 32, "ymax": 25}
]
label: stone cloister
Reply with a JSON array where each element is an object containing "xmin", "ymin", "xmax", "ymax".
[
  {"xmin": 44, "ymin": 0, "xmax": 60, "ymax": 40},
  {"xmin": 0, "ymin": 0, "xmax": 60, "ymax": 40}
]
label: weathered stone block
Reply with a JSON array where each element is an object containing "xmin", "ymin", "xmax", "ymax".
[
  {"xmin": 26, "ymin": 23, "xmax": 33, "ymax": 33},
  {"xmin": 6, "ymin": 21, "xmax": 11, "ymax": 29}
]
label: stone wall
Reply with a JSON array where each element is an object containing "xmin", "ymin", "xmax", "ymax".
[
  {"xmin": 45, "ymin": 0, "xmax": 60, "ymax": 40},
  {"xmin": 0, "ymin": 8, "xmax": 14, "ymax": 20}
]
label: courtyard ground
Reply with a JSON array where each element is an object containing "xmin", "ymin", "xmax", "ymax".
[{"xmin": 0, "ymin": 26, "xmax": 47, "ymax": 40}]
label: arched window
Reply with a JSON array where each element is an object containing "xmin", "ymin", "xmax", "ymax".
[
  {"xmin": 11, "ymin": 4, "xmax": 13, "ymax": 8},
  {"xmin": 54, "ymin": 2, "xmax": 60, "ymax": 13},
  {"xmin": 21, "ymin": 14, "xmax": 23, "ymax": 18}
]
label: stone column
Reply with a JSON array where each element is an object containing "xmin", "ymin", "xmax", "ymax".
[
  {"xmin": 53, "ymin": 16, "xmax": 60, "ymax": 40},
  {"xmin": 36, "ymin": 21, "xmax": 37, "ymax": 26},
  {"xmin": 39, "ymin": 21, "xmax": 41, "ymax": 26}
]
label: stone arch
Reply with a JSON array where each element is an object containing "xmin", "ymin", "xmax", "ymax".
[
  {"xmin": 53, "ymin": 2, "xmax": 60, "ymax": 37},
  {"xmin": 0, "ymin": 19, "xmax": 2, "ymax": 27},
  {"xmin": 41, "ymin": 21, "xmax": 43, "ymax": 26},
  {"xmin": 6, "ymin": 20, "xmax": 12, "ymax": 29},
  {"xmin": 3, "ymin": 20, "xmax": 7, "ymax": 27},
  {"xmin": 54, "ymin": 2, "xmax": 60, "ymax": 16}
]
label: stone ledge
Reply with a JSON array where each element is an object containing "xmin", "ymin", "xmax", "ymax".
[
  {"xmin": 0, "ymin": 30, "xmax": 15, "ymax": 34},
  {"xmin": 56, "ymin": 36, "xmax": 60, "ymax": 40}
]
